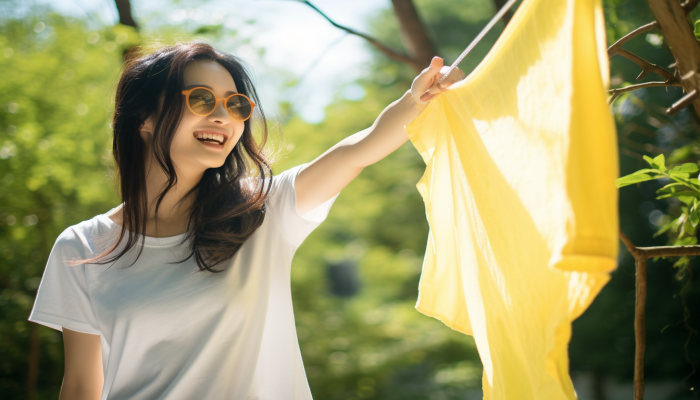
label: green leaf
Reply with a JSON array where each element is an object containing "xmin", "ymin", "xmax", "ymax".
[
  {"xmin": 616, "ymin": 173, "xmax": 655, "ymax": 188},
  {"xmin": 669, "ymin": 163, "xmax": 699, "ymax": 174},
  {"xmin": 656, "ymin": 191, "xmax": 700, "ymax": 200},
  {"xmin": 660, "ymin": 182, "xmax": 686, "ymax": 190},
  {"xmin": 673, "ymin": 256, "xmax": 690, "ymax": 270},
  {"xmin": 643, "ymin": 154, "xmax": 667, "ymax": 171},
  {"xmin": 668, "ymin": 145, "xmax": 696, "ymax": 164},
  {"xmin": 669, "ymin": 172, "xmax": 690, "ymax": 179},
  {"xmin": 656, "ymin": 190, "xmax": 700, "ymax": 200},
  {"xmin": 681, "ymin": 194, "xmax": 700, "ymax": 203},
  {"xmin": 193, "ymin": 24, "xmax": 223, "ymax": 36},
  {"xmin": 653, "ymin": 215, "xmax": 681, "ymax": 238},
  {"xmin": 673, "ymin": 236, "xmax": 698, "ymax": 246},
  {"xmin": 691, "ymin": 210, "xmax": 700, "ymax": 227},
  {"xmin": 669, "ymin": 174, "xmax": 694, "ymax": 186},
  {"xmin": 657, "ymin": 182, "xmax": 685, "ymax": 194},
  {"xmin": 629, "ymin": 168, "xmax": 656, "ymax": 174},
  {"xmin": 654, "ymin": 154, "xmax": 667, "ymax": 172},
  {"xmin": 695, "ymin": 19, "xmax": 700, "ymax": 38}
]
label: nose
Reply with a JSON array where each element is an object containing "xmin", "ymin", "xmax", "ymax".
[{"xmin": 207, "ymin": 98, "xmax": 232, "ymax": 124}]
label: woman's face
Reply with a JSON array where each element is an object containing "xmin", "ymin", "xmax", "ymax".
[{"xmin": 141, "ymin": 59, "xmax": 246, "ymax": 176}]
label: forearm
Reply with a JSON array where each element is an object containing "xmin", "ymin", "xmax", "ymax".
[
  {"xmin": 340, "ymin": 89, "xmax": 427, "ymax": 168},
  {"xmin": 59, "ymin": 381, "xmax": 102, "ymax": 400}
]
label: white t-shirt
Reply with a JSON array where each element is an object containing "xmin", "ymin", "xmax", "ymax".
[{"xmin": 28, "ymin": 163, "xmax": 340, "ymax": 400}]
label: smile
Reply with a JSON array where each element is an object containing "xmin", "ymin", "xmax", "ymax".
[{"xmin": 194, "ymin": 130, "xmax": 228, "ymax": 146}]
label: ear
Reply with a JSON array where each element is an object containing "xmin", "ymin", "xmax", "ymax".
[{"xmin": 139, "ymin": 114, "xmax": 155, "ymax": 144}]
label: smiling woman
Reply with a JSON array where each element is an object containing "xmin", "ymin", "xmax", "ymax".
[
  {"xmin": 103, "ymin": 44, "xmax": 275, "ymax": 269},
  {"xmin": 26, "ymin": 38, "xmax": 463, "ymax": 400}
]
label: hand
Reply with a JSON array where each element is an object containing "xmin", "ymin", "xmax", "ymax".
[{"xmin": 410, "ymin": 56, "xmax": 466, "ymax": 107}]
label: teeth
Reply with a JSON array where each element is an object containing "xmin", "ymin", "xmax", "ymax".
[{"xmin": 195, "ymin": 132, "xmax": 225, "ymax": 144}]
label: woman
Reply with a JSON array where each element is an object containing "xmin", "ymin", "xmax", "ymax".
[{"xmin": 28, "ymin": 41, "xmax": 464, "ymax": 400}]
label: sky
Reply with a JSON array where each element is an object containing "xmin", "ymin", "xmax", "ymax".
[{"xmin": 42, "ymin": 0, "xmax": 393, "ymax": 124}]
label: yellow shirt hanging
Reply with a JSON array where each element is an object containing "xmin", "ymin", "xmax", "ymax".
[{"xmin": 404, "ymin": 0, "xmax": 619, "ymax": 397}]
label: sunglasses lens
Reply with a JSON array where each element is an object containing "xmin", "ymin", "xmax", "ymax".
[
  {"xmin": 188, "ymin": 88, "xmax": 216, "ymax": 115},
  {"xmin": 226, "ymin": 95, "xmax": 252, "ymax": 121}
]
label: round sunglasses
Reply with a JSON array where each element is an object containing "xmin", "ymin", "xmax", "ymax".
[{"xmin": 181, "ymin": 87, "xmax": 256, "ymax": 122}]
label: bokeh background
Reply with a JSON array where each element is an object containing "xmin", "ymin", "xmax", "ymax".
[{"xmin": 1, "ymin": 0, "xmax": 700, "ymax": 399}]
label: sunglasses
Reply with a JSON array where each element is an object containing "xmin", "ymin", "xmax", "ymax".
[{"xmin": 181, "ymin": 87, "xmax": 256, "ymax": 122}]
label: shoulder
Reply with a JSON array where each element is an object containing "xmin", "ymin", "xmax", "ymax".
[
  {"xmin": 53, "ymin": 214, "xmax": 112, "ymax": 258},
  {"xmin": 262, "ymin": 164, "xmax": 306, "ymax": 205}
]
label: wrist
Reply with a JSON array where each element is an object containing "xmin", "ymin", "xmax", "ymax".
[{"xmin": 404, "ymin": 89, "xmax": 429, "ymax": 114}]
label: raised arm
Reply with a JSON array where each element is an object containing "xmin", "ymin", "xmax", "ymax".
[{"xmin": 295, "ymin": 56, "xmax": 465, "ymax": 216}]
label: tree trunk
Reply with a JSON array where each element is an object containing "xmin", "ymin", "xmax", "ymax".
[
  {"xmin": 391, "ymin": 0, "xmax": 437, "ymax": 71},
  {"xmin": 113, "ymin": 0, "xmax": 138, "ymax": 62},
  {"xmin": 646, "ymin": 0, "xmax": 700, "ymax": 116},
  {"xmin": 114, "ymin": 0, "xmax": 137, "ymax": 28},
  {"xmin": 492, "ymin": 0, "xmax": 514, "ymax": 26},
  {"xmin": 25, "ymin": 324, "xmax": 39, "ymax": 400}
]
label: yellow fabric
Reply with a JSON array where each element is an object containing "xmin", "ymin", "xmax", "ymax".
[{"xmin": 404, "ymin": 0, "xmax": 619, "ymax": 398}]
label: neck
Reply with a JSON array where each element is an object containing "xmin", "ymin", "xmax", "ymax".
[{"xmin": 141, "ymin": 150, "xmax": 204, "ymax": 236}]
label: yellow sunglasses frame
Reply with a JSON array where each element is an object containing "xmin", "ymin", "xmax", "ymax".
[{"xmin": 181, "ymin": 87, "xmax": 257, "ymax": 122}]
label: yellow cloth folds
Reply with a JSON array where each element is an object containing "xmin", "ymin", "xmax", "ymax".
[{"xmin": 404, "ymin": 0, "xmax": 619, "ymax": 398}]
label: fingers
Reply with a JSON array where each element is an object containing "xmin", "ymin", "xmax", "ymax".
[
  {"xmin": 437, "ymin": 67, "xmax": 466, "ymax": 90},
  {"xmin": 427, "ymin": 56, "xmax": 444, "ymax": 77},
  {"xmin": 416, "ymin": 57, "xmax": 443, "ymax": 88},
  {"xmin": 419, "ymin": 65, "xmax": 449, "ymax": 101},
  {"xmin": 412, "ymin": 57, "xmax": 466, "ymax": 104},
  {"xmin": 421, "ymin": 66, "xmax": 466, "ymax": 101}
]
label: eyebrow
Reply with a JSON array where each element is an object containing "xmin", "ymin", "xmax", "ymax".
[{"xmin": 184, "ymin": 84, "xmax": 239, "ymax": 96}]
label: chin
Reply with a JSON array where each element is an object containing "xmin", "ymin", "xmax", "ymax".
[{"xmin": 204, "ymin": 159, "xmax": 227, "ymax": 170}]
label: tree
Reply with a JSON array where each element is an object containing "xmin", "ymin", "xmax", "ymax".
[
  {"xmin": 606, "ymin": 1, "xmax": 700, "ymax": 398},
  {"xmin": 0, "ymin": 9, "xmax": 125, "ymax": 399}
]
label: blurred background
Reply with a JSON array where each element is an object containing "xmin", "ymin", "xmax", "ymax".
[{"xmin": 1, "ymin": 0, "xmax": 699, "ymax": 399}]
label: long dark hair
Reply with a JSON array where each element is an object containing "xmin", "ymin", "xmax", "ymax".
[{"xmin": 74, "ymin": 41, "xmax": 280, "ymax": 273}]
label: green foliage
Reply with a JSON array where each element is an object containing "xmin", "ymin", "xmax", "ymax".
[
  {"xmin": 617, "ymin": 156, "xmax": 700, "ymax": 244},
  {"xmin": 278, "ymin": 84, "xmax": 482, "ymax": 399},
  {"xmin": 0, "ymin": 9, "xmax": 125, "ymax": 398},
  {"xmin": 0, "ymin": 2, "xmax": 484, "ymax": 398},
  {"xmin": 270, "ymin": 0, "xmax": 501, "ymax": 397},
  {"xmin": 591, "ymin": 1, "xmax": 700, "ymax": 394}
]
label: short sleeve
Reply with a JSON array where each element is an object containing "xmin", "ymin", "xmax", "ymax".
[
  {"xmin": 28, "ymin": 227, "xmax": 101, "ymax": 335},
  {"xmin": 266, "ymin": 163, "xmax": 341, "ymax": 248}
]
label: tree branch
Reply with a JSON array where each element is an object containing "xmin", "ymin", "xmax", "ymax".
[
  {"xmin": 617, "ymin": 135, "xmax": 667, "ymax": 154},
  {"xmin": 608, "ymin": 91, "xmax": 623, "ymax": 105},
  {"xmin": 619, "ymin": 229, "xmax": 700, "ymax": 400},
  {"xmin": 667, "ymin": 89, "xmax": 700, "ymax": 115},
  {"xmin": 647, "ymin": 0, "xmax": 700, "ymax": 116},
  {"xmin": 300, "ymin": 1, "xmax": 419, "ymax": 69},
  {"xmin": 634, "ymin": 255, "xmax": 647, "ymax": 400},
  {"xmin": 391, "ymin": 0, "xmax": 437, "ymax": 69},
  {"xmin": 608, "ymin": 21, "xmax": 659, "ymax": 58},
  {"xmin": 682, "ymin": 0, "xmax": 700, "ymax": 13},
  {"xmin": 492, "ymin": 0, "xmax": 514, "ymax": 27},
  {"xmin": 612, "ymin": 48, "xmax": 678, "ymax": 82},
  {"xmin": 620, "ymin": 147, "xmax": 647, "ymax": 160},
  {"xmin": 113, "ymin": 0, "xmax": 137, "ymax": 28},
  {"xmin": 609, "ymin": 80, "xmax": 682, "ymax": 97}
]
